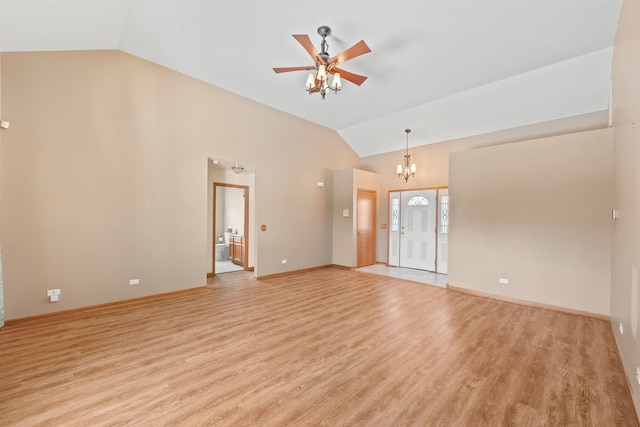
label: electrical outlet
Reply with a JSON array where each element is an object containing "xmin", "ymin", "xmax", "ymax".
[
  {"xmin": 129, "ymin": 279, "xmax": 140, "ymax": 286},
  {"xmin": 635, "ymin": 367, "xmax": 640, "ymax": 385},
  {"xmin": 47, "ymin": 289, "xmax": 60, "ymax": 302},
  {"xmin": 281, "ymin": 260, "xmax": 287, "ymax": 264},
  {"xmin": 620, "ymin": 322, "xmax": 624, "ymax": 334},
  {"xmin": 499, "ymin": 278, "xmax": 509, "ymax": 285}
]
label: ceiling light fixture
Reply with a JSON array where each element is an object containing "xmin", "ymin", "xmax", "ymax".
[
  {"xmin": 231, "ymin": 163, "xmax": 244, "ymax": 174},
  {"xmin": 397, "ymin": 129, "xmax": 416, "ymax": 182},
  {"xmin": 304, "ymin": 26, "xmax": 341, "ymax": 100},
  {"xmin": 273, "ymin": 26, "xmax": 371, "ymax": 100}
]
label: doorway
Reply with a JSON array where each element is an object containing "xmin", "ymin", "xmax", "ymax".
[
  {"xmin": 213, "ymin": 183, "xmax": 249, "ymax": 275},
  {"xmin": 357, "ymin": 189, "xmax": 377, "ymax": 267},
  {"xmin": 388, "ymin": 187, "xmax": 448, "ymax": 273}
]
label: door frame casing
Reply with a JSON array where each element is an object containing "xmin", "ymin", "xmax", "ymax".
[{"xmin": 212, "ymin": 182, "xmax": 250, "ymax": 275}]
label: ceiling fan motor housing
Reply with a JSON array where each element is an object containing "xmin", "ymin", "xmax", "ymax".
[{"xmin": 317, "ymin": 26, "xmax": 332, "ymax": 64}]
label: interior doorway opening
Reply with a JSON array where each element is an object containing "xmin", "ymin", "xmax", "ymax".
[
  {"xmin": 213, "ymin": 183, "xmax": 249, "ymax": 275},
  {"xmin": 207, "ymin": 157, "xmax": 255, "ymax": 278}
]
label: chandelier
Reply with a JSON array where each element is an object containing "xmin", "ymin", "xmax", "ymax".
[{"xmin": 397, "ymin": 129, "xmax": 416, "ymax": 182}]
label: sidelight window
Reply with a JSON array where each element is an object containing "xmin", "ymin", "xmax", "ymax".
[{"xmin": 440, "ymin": 195, "xmax": 449, "ymax": 234}]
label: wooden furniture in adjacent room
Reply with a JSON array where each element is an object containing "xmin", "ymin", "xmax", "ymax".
[{"xmin": 230, "ymin": 235, "xmax": 244, "ymax": 266}]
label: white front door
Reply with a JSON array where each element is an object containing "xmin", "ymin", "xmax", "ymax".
[
  {"xmin": 400, "ymin": 190, "xmax": 437, "ymax": 271},
  {"xmin": 388, "ymin": 189, "xmax": 448, "ymax": 273}
]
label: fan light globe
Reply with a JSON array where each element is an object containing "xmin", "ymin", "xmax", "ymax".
[
  {"xmin": 317, "ymin": 64, "xmax": 327, "ymax": 81},
  {"xmin": 332, "ymin": 73, "xmax": 342, "ymax": 88},
  {"xmin": 306, "ymin": 73, "xmax": 315, "ymax": 88}
]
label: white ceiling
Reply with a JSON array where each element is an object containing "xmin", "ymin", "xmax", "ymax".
[{"xmin": 0, "ymin": 0, "xmax": 623, "ymax": 157}]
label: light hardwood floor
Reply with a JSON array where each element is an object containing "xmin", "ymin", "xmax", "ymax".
[{"xmin": 0, "ymin": 268, "xmax": 637, "ymax": 426}]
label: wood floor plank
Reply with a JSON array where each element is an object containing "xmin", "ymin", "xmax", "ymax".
[{"xmin": 0, "ymin": 268, "xmax": 636, "ymax": 426}]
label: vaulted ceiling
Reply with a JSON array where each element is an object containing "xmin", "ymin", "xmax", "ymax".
[{"xmin": 0, "ymin": 0, "xmax": 623, "ymax": 157}]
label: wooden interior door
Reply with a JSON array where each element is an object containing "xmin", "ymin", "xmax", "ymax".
[{"xmin": 357, "ymin": 189, "xmax": 376, "ymax": 267}]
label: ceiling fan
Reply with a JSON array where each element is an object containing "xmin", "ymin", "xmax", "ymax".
[{"xmin": 273, "ymin": 26, "xmax": 371, "ymax": 99}]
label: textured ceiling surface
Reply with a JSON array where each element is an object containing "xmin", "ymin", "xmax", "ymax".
[{"xmin": 0, "ymin": 0, "xmax": 623, "ymax": 156}]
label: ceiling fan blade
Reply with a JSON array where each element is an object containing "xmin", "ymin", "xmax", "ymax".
[
  {"xmin": 292, "ymin": 34, "xmax": 322, "ymax": 63},
  {"xmin": 330, "ymin": 67, "xmax": 368, "ymax": 86},
  {"xmin": 328, "ymin": 40, "xmax": 371, "ymax": 65},
  {"xmin": 273, "ymin": 66, "xmax": 312, "ymax": 73}
]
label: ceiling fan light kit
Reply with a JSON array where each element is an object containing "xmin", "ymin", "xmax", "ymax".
[{"xmin": 273, "ymin": 25, "xmax": 371, "ymax": 100}]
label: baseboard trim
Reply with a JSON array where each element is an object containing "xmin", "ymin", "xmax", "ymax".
[
  {"xmin": 609, "ymin": 321, "xmax": 640, "ymax": 424},
  {"xmin": 446, "ymin": 284, "xmax": 609, "ymax": 321},
  {"xmin": 4, "ymin": 286, "xmax": 208, "ymax": 327}
]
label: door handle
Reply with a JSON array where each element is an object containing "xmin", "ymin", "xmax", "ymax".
[{"xmin": 357, "ymin": 231, "xmax": 364, "ymax": 234}]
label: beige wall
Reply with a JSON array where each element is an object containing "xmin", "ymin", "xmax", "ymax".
[
  {"xmin": 332, "ymin": 169, "xmax": 354, "ymax": 267},
  {"xmin": 0, "ymin": 50, "xmax": 359, "ymax": 319},
  {"xmin": 359, "ymin": 112, "xmax": 608, "ymax": 264},
  {"xmin": 447, "ymin": 129, "xmax": 613, "ymax": 315},
  {"xmin": 610, "ymin": 0, "xmax": 640, "ymax": 411}
]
